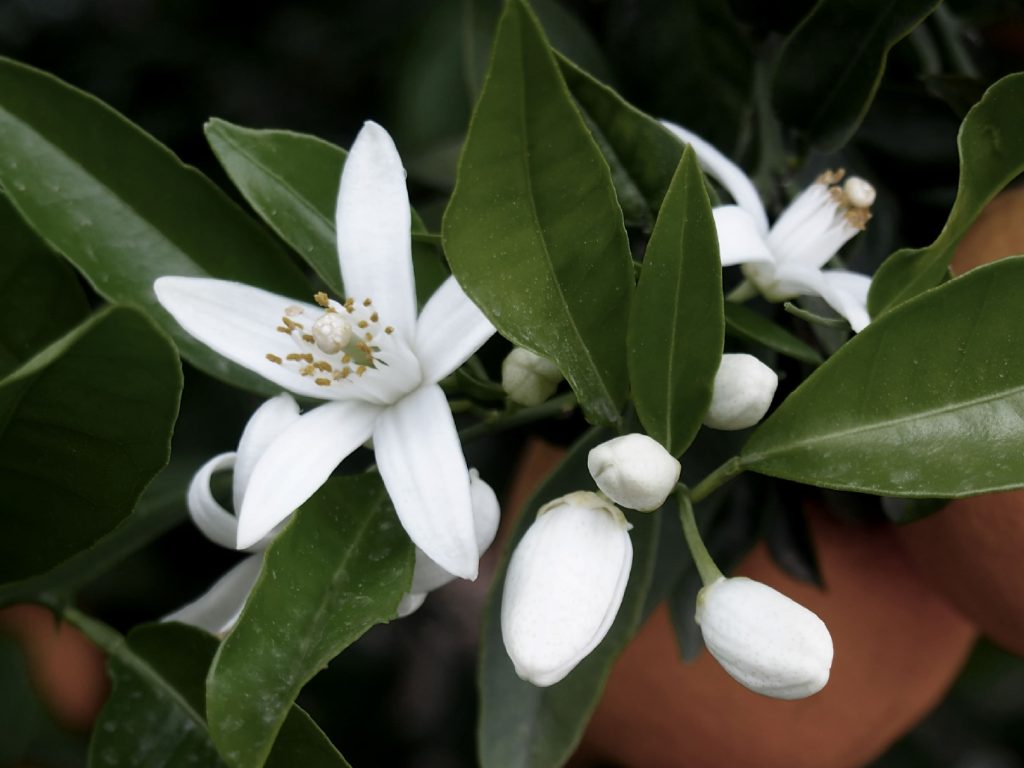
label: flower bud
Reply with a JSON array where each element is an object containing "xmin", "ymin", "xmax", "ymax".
[
  {"xmin": 703, "ymin": 353, "xmax": 778, "ymax": 430},
  {"xmin": 501, "ymin": 347, "xmax": 562, "ymax": 406},
  {"xmin": 502, "ymin": 492, "xmax": 632, "ymax": 686},
  {"xmin": 696, "ymin": 576, "xmax": 833, "ymax": 700},
  {"xmin": 588, "ymin": 433, "xmax": 680, "ymax": 511}
]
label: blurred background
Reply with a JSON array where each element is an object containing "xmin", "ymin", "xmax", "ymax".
[{"xmin": 2, "ymin": 0, "xmax": 1024, "ymax": 766}]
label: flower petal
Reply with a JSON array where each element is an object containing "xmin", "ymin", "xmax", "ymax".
[
  {"xmin": 713, "ymin": 206, "xmax": 776, "ymax": 267},
  {"xmin": 154, "ymin": 276, "xmax": 329, "ymax": 399},
  {"xmin": 373, "ymin": 384, "xmax": 478, "ymax": 580},
  {"xmin": 660, "ymin": 120, "xmax": 769, "ymax": 234},
  {"xmin": 233, "ymin": 394, "xmax": 302, "ymax": 512},
  {"xmin": 187, "ymin": 452, "xmax": 238, "ymax": 549},
  {"xmin": 816, "ymin": 270, "xmax": 873, "ymax": 333},
  {"xmin": 237, "ymin": 400, "xmax": 380, "ymax": 548},
  {"xmin": 336, "ymin": 121, "xmax": 418, "ymax": 336},
  {"xmin": 162, "ymin": 555, "xmax": 263, "ymax": 636},
  {"xmin": 396, "ymin": 592, "xmax": 427, "ymax": 618},
  {"xmin": 413, "ymin": 275, "xmax": 496, "ymax": 384}
]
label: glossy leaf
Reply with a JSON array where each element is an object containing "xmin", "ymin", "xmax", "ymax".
[
  {"xmin": 0, "ymin": 194, "xmax": 90, "ymax": 378},
  {"xmin": 478, "ymin": 428, "xmax": 660, "ymax": 768},
  {"xmin": 724, "ymin": 302, "xmax": 823, "ymax": 365},
  {"xmin": 629, "ymin": 148, "xmax": 723, "ymax": 456},
  {"xmin": 0, "ymin": 56, "xmax": 309, "ymax": 394},
  {"xmin": 772, "ymin": 0, "xmax": 940, "ymax": 150},
  {"xmin": 868, "ymin": 73, "xmax": 1024, "ymax": 316},
  {"xmin": 444, "ymin": 0, "xmax": 634, "ymax": 424},
  {"xmin": 206, "ymin": 474, "xmax": 413, "ymax": 768},
  {"xmin": 742, "ymin": 257, "xmax": 1024, "ymax": 497},
  {"xmin": 0, "ymin": 308, "xmax": 181, "ymax": 584},
  {"xmin": 206, "ymin": 119, "xmax": 347, "ymax": 296},
  {"xmin": 83, "ymin": 620, "xmax": 349, "ymax": 767}
]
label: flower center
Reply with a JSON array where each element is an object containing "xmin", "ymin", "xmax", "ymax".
[{"xmin": 820, "ymin": 169, "xmax": 875, "ymax": 230}]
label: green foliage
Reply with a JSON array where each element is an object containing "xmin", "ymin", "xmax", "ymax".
[
  {"xmin": 743, "ymin": 257, "xmax": 1024, "ymax": 496},
  {"xmin": 206, "ymin": 474, "xmax": 413, "ymax": 768},
  {"xmin": 629, "ymin": 148, "xmax": 723, "ymax": 456},
  {"xmin": 724, "ymin": 302, "xmax": 823, "ymax": 365},
  {"xmin": 443, "ymin": 0, "xmax": 634, "ymax": 425}
]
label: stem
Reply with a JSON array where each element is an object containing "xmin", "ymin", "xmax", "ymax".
[
  {"xmin": 783, "ymin": 301, "xmax": 848, "ymax": 329},
  {"xmin": 689, "ymin": 456, "xmax": 743, "ymax": 503},
  {"xmin": 458, "ymin": 391, "xmax": 577, "ymax": 442},
  {"xmin": 677, "ymin": 488, "xmax": 723, "ymax": 586},
  {"xmin": 726, "ymin": 280, "xmax": 758, "ymax": 303},
  {"xmin": 63, "ymin": 606, "xmax": 125, "ymax": 654}
]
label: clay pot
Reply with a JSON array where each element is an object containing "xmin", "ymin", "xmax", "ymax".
[
  {"xmin": 576, "ymin": 512, "xmax": 976, "ymax": 768},
  {"xmin": 894, "ymin": 185, "xmax": 1024, "ymax": 657}
]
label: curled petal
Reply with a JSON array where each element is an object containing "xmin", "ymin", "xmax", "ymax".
[
  {"xmin": 233, "ymin": 393, "xmax": 302, "ymax": 511},
  {"xmin": 162, "ymin": 555, "xmax": 263, "ymax": 637},
  {"xmin": 713, "ymin": 206, "xmax": 775, "ymax": 268},
  {"xmin": 816, "ymin": 270, "xmax": 872, "ymax": 333},
  {"xmin": 187, "ymin": 452, "xmax": 239, "ymax": 550}
]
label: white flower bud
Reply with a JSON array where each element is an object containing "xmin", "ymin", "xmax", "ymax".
[
  {"xmin": 501, "ymin": 492, "xmax": 632, "ymax": 686},
  {"xmin": 703, "ymin": 353, "xmax": 778, "ymax": 430},
  {"xmin": 588, "ymin": 433, "xmax": 680, "ymax": 511},
  {"xmin": 696, "ymin": 576, "xmax": 833, "ymax": 700},
  {"xmin": 501, "ymin": 347, "xmax": 562, "ymax": 406}
]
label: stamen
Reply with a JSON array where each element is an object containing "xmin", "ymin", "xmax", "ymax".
[
  {"xmin": 370, "ymin": 312, "xmax": 379, "ymax": 322},
  {"xmin": 285, "ymin": 305, "xmax": 304, "ymax": 317},
  {"xmin": 356, "ymin": 365, "xmax": 367, "ymax": 376},
  {"xmin": 300, "ymin": 364, "xmax": 316, "ymax": 376},
  {"xmin": 266, "ymin": 353, "xmax": 282, "ymax": 364},
  {"xmin": 286, "ymin": 353, "xmax": 314, "ymax": 362},
  {"xmin": 816, "ymin": 168, "xmax": 845, "ymax": 186},
  {"xmin": 315, "ymin": 377, "xmax": 331, "ymax": 386},
  {"xmin": 281, "ymin": 316, "xmax": 304, "ymax": 331},
  {"xmin": 385, "ymin": 326, "xmax": 394, "ymax": 335},
  {"xmin": 314, "ymin": 292, "xmax": 331, "ymax": 308},
  {"xmin": 302, "ymin": 333, "xmax": 315, "ymax": 344},
  {"xmin": 363, "ymin": 298, "xmax": 372, "ymax": 307},
  {"xmin": 314, "ymin": 361, "xmax": 332, "ymax": 372}
]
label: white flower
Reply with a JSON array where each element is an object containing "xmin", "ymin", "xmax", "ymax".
[
  {"xmin": 703, "ymin": 353, "xmax": 779, "ymax": 430},
  {"xmin": 154, "ymin": 121, "xmax": 495, "ymax": 580},
  {"xmin": 501, "ymin": 491, "xmax": 633, "ymax": 686},
  {"xmin": 587, "ymin": 433, "xmax": 680, "ymax": 511},
  {"xmin": 501, "ymin": 347, "xmax": 562, "ymax": 406},
  {"xmin": 662, "ymin": 121, "xmax": 875, "ymax": 332},
  {"xmin": 696, "ymin": 576, "xmax": 834, "ymax": 700}
]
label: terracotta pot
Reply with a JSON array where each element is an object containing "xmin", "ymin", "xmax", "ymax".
[
  {"xmin": 895, "ymin": 185, "xmax": 1024, "ymax": 657},
  {"xmin": 576, "ymin": 512, "xmax": 976, "ymax": 768}
]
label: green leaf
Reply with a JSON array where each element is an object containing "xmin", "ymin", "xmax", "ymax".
[
  {"xmin": 443, "ymin": 0, "xmax": 634, "ymax": 425},
  {"xmin": 724, "ymin": 302, "xmax": 823, "ymax": 365},
  {"xmin": 741, "ymin": 257, "xmax": 1024, "ymax": 497},
  {"xmin": 205, "ymin": 119, "xmax": 347, "ymax": 296},
  {"xmin": 206, "ymin": 474, "xmax": 413, "ymax": 768},
  {"xmin": 772, "ymin": 0, "xmax": 940, "ymax": 150},
  {"xmin": 0, "ymin": 194, "xmax": 90, "ymax": 378},
  {"xmin": 558, "ymin": 55, "xmax": 686, "ymax": 228},
  {"xmin": 0, "ymin": 307, "xmax": 181, "ymax": 584},
  {"xmin": 0, "ymin": 56, "xmax": 309, "ymax": 395},
  {"xmin": 629, "ymin": 148, "xmax": 723, "ymax": 456},
  {"xmin": 478, "ymin": 428, "xmax": 660, "ymax": 768},
  {"xmin": 82, "ymin": 620, "xmax": 349, "ymax": 767},
  {"xmin": 868, "ymin": 72, "xmax": 1024, "ymax": 316}
]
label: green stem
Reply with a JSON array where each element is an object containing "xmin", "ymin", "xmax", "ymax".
[
  {"xmin": 63, "ymin": 606, "xmax": 125, "ymax": 654},
  {"xmin": 783, "ymin": 301, "xmax": 848, "ymax": 329},
  {"xmin": 458, "ymin": 391, "xmax": 577, "ymax": 442},
  {"xmin": 677, "ymin": 488, "xmax": 723, "ymax": 586},
  {"xmin": 689, "ymin": 456, "xmax": 744, "ymax": 503}
]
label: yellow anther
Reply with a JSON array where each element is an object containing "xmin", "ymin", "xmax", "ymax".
[
  {"xmin": 342, "ymin": 354, "xmax": 352, "ymax": 363},
  {"xmin": 302, "ymin": 333, "xmax": 315, "ymax": 344},
  {"xmin": 356, "ymin": 365, "xmax": 367, "ymax": 376},
  {"xmin": 300, "ymin": 364, "xmax": 316, "ymax": 376},
  {"xmin": 315, "ymin": 377, "xmax": 331, "ymax": 386},
  {"xmin": 314, "ymin": 291, "xmax": 331, "ymax": 308},
  {"xmin": 358, "ymin": 320, "xmax": 369, "ymax": 329},
  {"xmin": 277, "ymin": 326, "xmax": 290, "ymax": 334},
  {"xmin": 266, "ymin": 353, "xmax": 282, "ymax": 364},
  {"xmin": 286, "ymin": 353, "xmax": 314, "ymax": 362},
  {"xmin": 370, "ymin": 312, "xmax": 379, "ymax": 322},
  {"xmin": 365, "ymin": 332, "xmax": 374, "ymax": 342},
  {"xmin": 385, "ymin": 326, "xmax": 394, "ymax": 335},
  {"xmin": 314, "ymin": 360, "xmax": 332, "ymax": 372},
  {"xmin": 282, "ymin": 316, "xmax": 304, "ymax": 331},
  {"xmin": 363, "ymin": 298, "xmax": 372, "ymax": 307}
]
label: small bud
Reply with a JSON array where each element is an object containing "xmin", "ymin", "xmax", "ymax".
[
  {"xmin": 697, "ymin": 576, "xmax": 833, "ymax": 700},
  {"xmin": 502, "ymin": 491, "xmax": 632, "ymax": 686},
  {"xmin": 588, "ymin": 433, "xmax": 680, "ymax": 511},
  {"xmin": 703, "ymin": 353, "xmax": 778, "ymax": 431},
  {"xmin": 501, "ymin": 347, "xmax": 562, "ymax": 406},
  {"xmin": 843, "ymin": 176, "xmax": 876, "ymax": 209}
]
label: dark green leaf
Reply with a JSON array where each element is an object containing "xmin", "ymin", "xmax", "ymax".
[
  {"xmin": 724, "ymin": 302, "xmax": 823, "ymax": 365},
  {"xmin": 478, "ymin": 428, "xmax": 660, "ymax": 768},
  {"xmin": 772, "ymin": 0, "xmax": 940, "ymax": 150},
  {"xmin": 868, "ymin": 72, "xmax": 1024, "ymax": 316},
  {"xmin": 206, "ymin": 474, "xmax": 413, "ymax": 768},
  {"xmin": 0, "ymin": 56, "xmax": 309, "ymax": 395},
  {"xmin": 629, "ymin": 148, "xmax": 723, "ymax": 456},
  {"xmin": 444, "ymin": 0, "xmax": 634, "ymax": 425},
  {"xmin": 0, "ymin": 194, "xmax": 90, "ymax": 378},
  {"xmin": 0, "ymin": 308, "xmax": 181, "ymax": 584},
  {"xmin": 82, "ymin": 620, "xmax": 349, "ymax": 767},
  {"xmin": 205, "ymin": 119, "xmax": 347, "ymax": 296},
  {"xmin": 742, "ymin": 257, "xmax": 1024, "ymax": 497}
]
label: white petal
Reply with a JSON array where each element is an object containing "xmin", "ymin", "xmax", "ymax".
[
  {"xmin": 660, "ymin": 120, "xmax": 769, "ymax": 234},
  {"xmin": 187, "ymin": 452, "xmax": 238, "ymax": 549},
  {"xmin": 154, "ymin": 276, "xmax": 330, "ymax": 399},
  {"xmin": 712, "ymin": 206, "xmax": 776, "ymax": 267},
  {"xmin": 501, "ymin": 492, "xmax": 632, "ymax": 687},
  {"xmin": 816, "ymin": 270, "xmax": 873, "ymax": 333},
  {"xmin": 588, "ymin": 434, "xmax": 680, "ymax": 511},
  {"xmin": 336, "ymin": 121, "xmax": 418, "ymax": 336},
  {"xmin": 237, "ymin": 400, "xmax": 380, "ymax": 548},
  {"xmin": 413, "ymin": 275, "xmax": 495, "ymax": 385},
  {"xmin": 409, "ymin": 468, "xmax": 502, "ymax": 593},
  {"xmin": 703, "ymin": 353, "xmax": 779, "ymax": 431},
  {"xmin": 162, "ymin": 555, "xmax": 263, "ymax": 636},
  {"xmin": 373, "ymin": 384, "xmax": 477, "ymax": 580},
  {"xmin": 233, "ymin": 394, "xmax": 302, "ymax": 511},
  {"xmin": 396, "ymin": 592, "xmax": 427, "ymax": 619}
]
